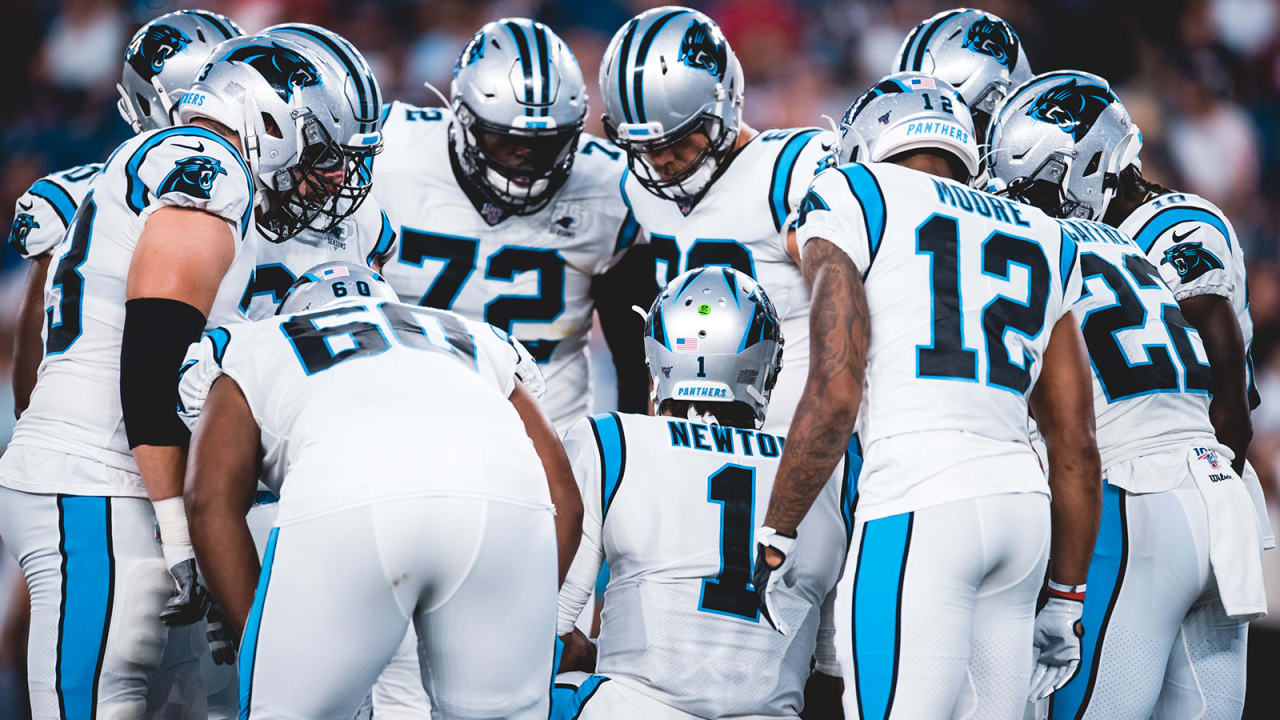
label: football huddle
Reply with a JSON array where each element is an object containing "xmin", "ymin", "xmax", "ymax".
[{"xmin": 0, "ymin": 4, "xmax": 1271, "ymax": 720}]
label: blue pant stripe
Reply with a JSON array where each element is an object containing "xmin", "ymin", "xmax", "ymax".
[
  {"xmin": 56, "ymin": 495, "xmax": 114, "ymax": 720},
  {"xmin": 239, "ymin": 527, "xmax": 280, "ymax": 719},
  {"xmin": 1050, "ymin": 484, "xmax": 1128, "ymax": 720},
  {"xmin": 852, "ymin": 511, "xmax": 913, "ymax": 720},
  {"xmin": 549, "ymin": 674, "xmax": 609, "ymax": 720}
]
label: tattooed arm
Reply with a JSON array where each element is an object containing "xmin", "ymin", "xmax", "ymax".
[{"xmin": 761, "ymin": 237, "xmax": 869, "ymax": 550}]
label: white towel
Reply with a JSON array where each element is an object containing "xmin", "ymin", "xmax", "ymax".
[
  {"xmin": 1242, "ymin": 460, "xmax": 1276, "ymax": 550},
  {"xmin": 1187, "ymin": 445, "xmax": 1267, "ymax": 621}
]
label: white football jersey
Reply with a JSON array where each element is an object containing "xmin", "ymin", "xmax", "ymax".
[
  {"xmin": 177, "ymin": 300, "xmax": 550, "ymax": 524},
  {"xmin": 1061, "ymin": 219, "xmax": 1216, "ymax": 481},
  {"xmin": 0, "ymin": 126, "xmax": 257, "ymax": 498},
  {"xmin": 1118, "ymin": 191, "xmax": 1258, "ymax": 408},
  {"xmin": 623, "ymin": 127, "xmax": 832, "ymax": 434},
  {"xmin": 797, "ymin": 161, "xmax": 1082, "ymax": 521},
  {"xmin": 8, "ymin": 163, "xmax": 102, "ymax": 259},
  {"xmin": 238, "ymin": 199, "xmax": 398, "ymax": 320},
  {"xmin": 374, "ymin": 102, "xmax": 641, "ymax": 430},
  {"xmin": 557, "ymin": 412, "xmax": 855, "ymax": 718}
]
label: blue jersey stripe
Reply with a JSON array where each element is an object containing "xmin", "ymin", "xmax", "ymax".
[
  {"xmin": 632, "ymin": 9, "xmax": 690, "ymax": 124},
  {"xmin": 589, "ymin": 413, "xmax": 627, "ymax": 520},
  {"xmin": 615, "ymin": 19, "xmax": 640, "ymax": 124},
  {"xmin": 367, "ymin": 211, "xmax": 396, "ymax": 266},
  {"xmin": 207, "ymin": 327, "xmax": 232, "ymax": 365},
  {"xmin": 1050, "ymin": 484, "xmax": 1128, "ymax": 719},
  {"xmin": 29, "ymin": 178, "xmax": 78, "ymax": 227},
  {"xmin": 550, "ymin": 674, "xmax": 610, "ymax": 720},
  {"xmin": 614, "ymin": 209, "xmax": 640, "ymax": 254},
  {"xmin": 123, "ymin": 127, "xmax": 255, "ymax": 235},
  {"xmin": 768, "ymin": 129, "xmax": 820, "ymax": 232},
  {"xmin": 838, "ymin": 164, "xmax": 887, "ymax": 275},
  {"xmin": 1060, "ymin": 224, "xmax": 1079, "ymax": 295},
  {"xmin": 239, "ymin": 526, "xmax": 280, "ymax": 719},
  {"xmin": 841, "ymin": 434, "xmax": 862, "ymax": 545},
  {"xmin": 1132, "ymin": 205, "xmax": 1232, "ymax": 255},
  {"xmin": 851, "ymin": 511, "xmax": 912, "ymax": 720},
  {"xmin": 56, "ymin": 495, "xmax": 115, "ymax": 720}
]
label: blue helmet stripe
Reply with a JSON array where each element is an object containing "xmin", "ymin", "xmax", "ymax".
[
  {"xmin": 632, "ymin": 9, "xmax": 691, "ymax": 124},
  {"xmin": 504, "ymin": 21, "xmax": 536, "ymax": 116},
  {"xmin": 533, "ymin": 22, "xmax": 551, "ymax": 116},
  {"xmin": 675, "ymin": 267, "xmax": 706, "ymax": 300},
  {"xmin": 910, "ymin": 9, "xmax": 964, "ymax": 71},
  {"xmin": 897, "ymin": 24, "xmax": 924, "ymax": 71},
  {"xmin": 1133, "ymin": 205, "xmax": 1232, "ymax": 255},
  {"xmin": 721, "ymin": 267, "xmax": 739, "ymax": 307},
  {"xmin": 28, "ymin": 179, "xmax": 78, "ymax": 226},
  {"xmin": 272, "ymin": 26, "xmax": 378, "ymax": 132},
  {"xmin": 768, "ymin": 129, "xmax": 820, "ymax": 232},
  {"xmin": 183, "ymin": 10, "xmax": 236, "ymax": 40},
  {"xmin": 615, "ymin": 19, "xmax": 640, "ymax": 124}
]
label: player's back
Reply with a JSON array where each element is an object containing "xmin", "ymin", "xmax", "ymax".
[
  {"xmin": 1061, "ymin": 218, "xmax": 1216, "ymax": 471},
  {"xmin": 179, "ymin": 298, "xmax": 547, "ymax": 524},
  {"xmin": 9, "ymin": 163, "xmax": 102, "ymax": 260},
  {"xmin": 567, "ymin": 413, "xmax": 853, "ymax": 717},
  {"xmin": 796, "ymin": 161, "xmax": 1081, "ymax": 520},
  {"xmin": 3, "ymin": 126, "xmax": 256, "ymax": 494}
]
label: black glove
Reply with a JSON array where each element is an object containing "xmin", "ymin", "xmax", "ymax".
[
  {"xmin": 159, "ymin": 558, "xmax": 211, "ymax": 627},
  {"xmin": 205, "ymin": 603, "xmax": 237, "ymax": 665}
]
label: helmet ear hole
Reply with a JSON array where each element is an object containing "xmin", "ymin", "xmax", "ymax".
[
  {"xmin": 136, "ymin": 94, "xmax": 151, "ymax": 117},
  {"xmin": 262, "ymin": 112, "xmax": 283, "ymax": 139},
  {"xmin": 1082, "ymin": 151, "xmax": 1102, "ymax": 177}
]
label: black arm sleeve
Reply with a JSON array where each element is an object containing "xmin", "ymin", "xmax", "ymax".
[
  {"xmin": 121, "ymin": 297, "xmax": 207, "ymax": 448},
  {"xmin": 592, "ymin": 244, "xmax": 660, "ymax": 414}
]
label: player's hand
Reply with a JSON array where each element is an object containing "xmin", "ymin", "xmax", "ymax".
[
  {"xmin": 159, "ymin": 558, "xmax": 212, "ymax": 627},
  {"xmin": 205, "ymin": 602, "xmax": 237, "ymax": 665},
  {"xmin": 557, "ymin": 628, "xmax": 597, "ymax": 674},
  {"xmin": 753, "ymin": 527, "xmax": 797, "ymax": 635},
  {"xmin": 1030, "ymin": 595, "xmax": 1084, "ymax": 701}
]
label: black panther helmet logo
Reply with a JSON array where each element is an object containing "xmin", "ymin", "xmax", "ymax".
[
  {"xmin": 159, "ymin": 156, "xmax": 227, "ymax": 200},
  {"xmin": 1161, "ymin": 240, "xmax": 1224, "ymax": 282},
  {"xmin": 454, "ymin": 31, "xmax": 485, "ymax": 76},
  {"xmin": 678, "ymin": 20, "xmax": 727, "ymax": 81},
  {"xmin": 223, "ymin": 42, "xmax": 322, "ymax": 102},
  {"xmin": 126, "ymin": 24, "xmax": 192, "ymax": 82},
  {"xmin": 8, "ymin": 213, "xmax": 39, "ymax": 254},
  {"xmin": 1026, "ymin": 79, "xmax": 1116, "ymax": 143},
  {"xmin": 962, "ymin": 18, "xmax": 1019, "ymax": 70}
]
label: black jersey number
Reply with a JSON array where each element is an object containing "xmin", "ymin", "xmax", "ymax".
[
  {"xmin": 699, "ymin": 464, "xmax": 759, "ymax": 622},
  {"xmin": 46, "ymin": 193, "xmax": 96, "ymax": 355},
  {"xmin": 651, "ymin": 234, "xmax": 756, "ymax": 287},
  {"xmin": 915, "ymin": 214, "xmax": 1050, "ymax": 394},
  {"xmin": 1080, "ymin": 252, "xmax": 1211, "ymax": 401},
  {"xmin": 282, "ymin": 303, "xmax": 477, "ymax": 375}
]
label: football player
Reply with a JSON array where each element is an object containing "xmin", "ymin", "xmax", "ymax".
[
  {"xmin": 0, "ymin": 34, "xmax": 358, "ymax": 717},
  {"xmin": 552, "ymin": 267, "xmax": 855, "ymax": 718},
  {"xmin": 757, "ymin": 73, "xmax": 1102, "ymax": 719},
  {"xmin": 988, "ymin": 70, "xmax": 1266, "ymax": 718},
  {"xmin": 236, "ymin": 22, "xmax": 398, "ymax": 320},
  {"xmin": 9, "ymin": 9, "xmax": 242, "ymax": 417},
  {"xmin": 892, "ymin": 8, "xmax": 1033, "ymax": 144},
  {"xmin": 600, "ymin": 6, "xmax": 832, "ymax": 435},
  {"xmin": 178, "ymin": 263, "xmax": 576, "ymax": 719},
  {"xmin": 376, "ymin": 18, "xmax": 650, "ymax": 432}
]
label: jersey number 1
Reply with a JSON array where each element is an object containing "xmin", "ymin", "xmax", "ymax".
[{"xmin": 700, "ymin": 464, "xmax": 759, "ymax": 621}]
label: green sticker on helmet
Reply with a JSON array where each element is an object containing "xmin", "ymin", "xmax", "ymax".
[{"xmin": 698, "ymin": 304, "xmax": 711, "ymax": 316}]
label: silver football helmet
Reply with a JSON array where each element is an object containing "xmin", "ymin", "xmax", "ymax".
[
  {"xmin": 117, "ymin": 9, "xmax": 244, "ymax": 133},
  {"xmin": 986, "ymin": 70, "xmax": 1142, "ymax": 220},
  {"xmin": 644, "ymin": 267, "xmax": 782, "ymax": 426},
  {"xmin": 600, "ymin": 6, "xmax": 744, "ymax": 209},
  {"xmin": 449, "ymin": 18, "xmax": 587, "ymax": 216},
  {"xmin": 836, "ymin": 72, "xmax": 980, "ymax": 180},
  {"xmin": 277, "ymin": 261, "xmax": 397, "ymax": 315},
  {"xmin": 893, "ymin": 8, "xmax": 1032, "ymax": 140},
  {"xmin": 264, "ymin": 23, "xmax": 383, "ymax": 227},
  {"xmin": 175, "ymin": 34, "xmax": 380, "ymax": 242}
]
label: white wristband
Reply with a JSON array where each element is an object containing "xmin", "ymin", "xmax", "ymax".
[{"xmin": 153, "ymin": 497, "xmax": 194, "ymax": 567}]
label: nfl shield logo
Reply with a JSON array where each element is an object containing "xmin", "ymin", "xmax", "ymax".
[
  {"xmin": 481, "ymin": 203, "xmax": 505, "ymax": 224},
  {"xmin": 1197, "ymin": 448, "xmax": 1221, "ymax": 469}
]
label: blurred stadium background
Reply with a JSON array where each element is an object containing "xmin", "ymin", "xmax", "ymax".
[{"xmin": 1, "ymin": 0, "xmax": 1280, "ymax": 715}]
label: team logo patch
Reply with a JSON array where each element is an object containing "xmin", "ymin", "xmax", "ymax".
[
  {"xmin": 961, "ymin": 17, "xmax": 1019, "ymax": 70},
  {"xmin": 455, "ymin": 31, "xmax": 485, "ymax": 75},
  {"xmin": 796, "ymin": 189, "xmax": 829, "ymax": 226},
  {"xmin": 678, "ymin": 20, "xmax": 727, "ymax": 80},
  {"xmin": 8, "ymin": 213, "xmax": 39, "ymax": 253},
  {"xmin": 159, "ymin": 155, "xmax": 227, "ymax": 199},
  {"xmin": 223, "ymin": 41, "xmax": 321, "ymax": 102},
  {"xmin": 1026, "ymin": 78, "xmax": 1115, "ymax": 142},
  {"xmin": 126, "ymin": 23, "xmax": 191, "ymax": 81},
  {"xmin": 1161, "ymin": 240, "xmax": 1224, "ymax": 282}
]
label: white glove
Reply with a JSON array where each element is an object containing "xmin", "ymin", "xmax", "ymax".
[
  {"xmin": 506, "ymin": 334, "xmax": 546, "ymax": 399},
  {"xmin": 1030, "ymin": 592, "xmax": 1085, "ymax": 701},
  {"xmin": 753, "ymin": 527, "xmax": 797, "ymax": 635}
]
